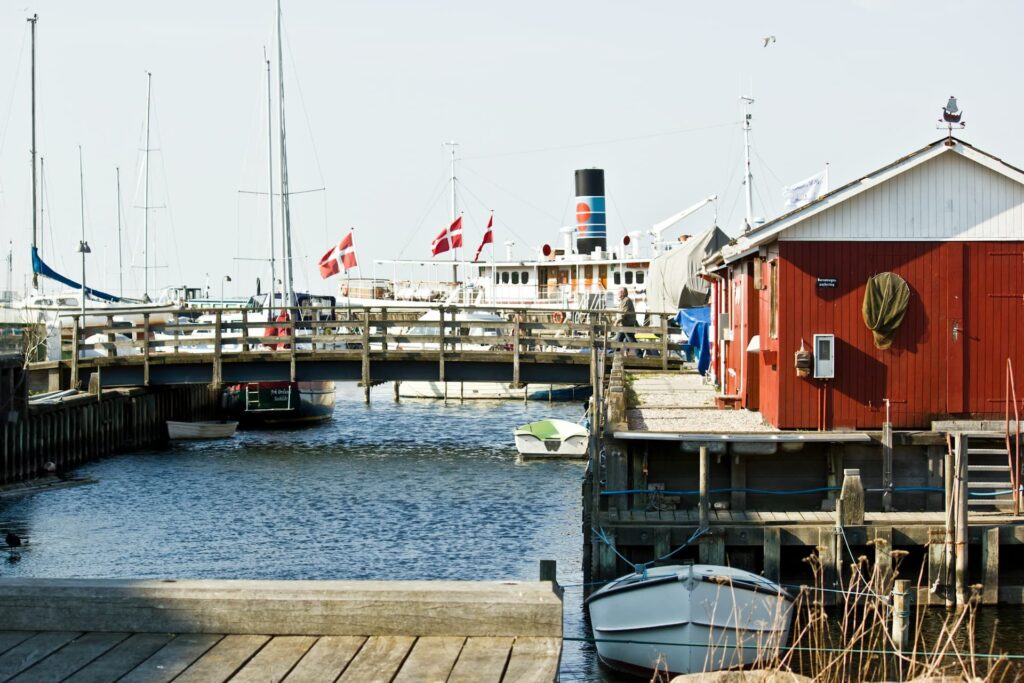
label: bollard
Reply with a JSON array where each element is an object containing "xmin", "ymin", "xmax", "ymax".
[
  {"xmin": 539, "ymin": 559, "xmax": 562, "ymax": 598},
  {"xmin": 839, "ymin": 468, "xmax": 865, "ymax": 526}
]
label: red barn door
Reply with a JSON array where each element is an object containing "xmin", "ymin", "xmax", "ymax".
[{"xmin": 945, "ymin": 244, "xmax": 966, "ymax": 414}]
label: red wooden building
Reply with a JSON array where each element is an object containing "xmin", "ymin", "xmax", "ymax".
[{"xmin": 705, "ymin": 137, "xmax": 1024, "ymax": 429}]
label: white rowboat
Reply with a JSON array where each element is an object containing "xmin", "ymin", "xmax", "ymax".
[
  {"xmin": 587, "ymin": 563, "xmax": 794, "ymax": 677},
  {"xmin": 166, "ymin": 420, "xmax": 239, "ymax": 440},
  {"xmin": 514, "ymin": 418, "xmax": 589, "ymax": 459}
]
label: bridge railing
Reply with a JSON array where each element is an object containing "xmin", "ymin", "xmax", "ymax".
[{"xmin": 55, "ymin": 304, "xmax": 687, "ymax": 373}]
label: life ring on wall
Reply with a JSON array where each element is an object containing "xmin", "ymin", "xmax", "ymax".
[
  {"xmin": 551, "ymin": 311, "xmax": 566, "ymax": 324},
  {"xmin": 341, "ymin": 283, "xmax": 349, "ymax": 296}
]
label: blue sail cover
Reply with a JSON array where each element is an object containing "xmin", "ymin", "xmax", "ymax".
[
  {"xmin": 674, "ymin": 306, "xmax": 712, "ymax": 376},
  {"xmin": 31, "ymin": 247, "xmax": 124, "ymax": 303}
]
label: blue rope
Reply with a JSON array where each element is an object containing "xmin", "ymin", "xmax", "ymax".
[
  {"xmin": 601, "ymin": 487, "xmax": 840, "ymax": 496},
  {"xmin": 591, "ymin": 526, "xmax": 709, "ymax": 579}
]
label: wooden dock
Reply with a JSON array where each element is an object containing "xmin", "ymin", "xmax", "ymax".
[
  {"xmin": 585, "ymin": 359, "xmax": 1024, "ymax": 606},
  {"xmin": 0, "ymin": 578, "xmax": 563, "ymax": 682}
]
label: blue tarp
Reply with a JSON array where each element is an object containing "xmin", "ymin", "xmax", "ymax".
[
  {"xmin": 674, "ymin": 306, "xmax": 712, "ymax": 376},
  {"xmin": 31, "ymin": 247, "xmax": 123, "ymax": 303}
]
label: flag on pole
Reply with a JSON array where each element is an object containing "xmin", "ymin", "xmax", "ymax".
[
  {"xmin": 473, "ymin": 213, "xmax": 493, "ymax": 262},
  {"xmin": 431, "ymin": 215, "xmax": 463, "ymax": 256},
  {"xmin": 782, "ymin": 169, "xmax": 828, "ymax": 209},
  {"xmin": 318, "ymin": 230, "xmax": 359, "ymax": 279}
]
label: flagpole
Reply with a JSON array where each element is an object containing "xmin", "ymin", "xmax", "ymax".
[{"xmin": 824, "ymin": 162, "xmax": 830, "ymax": 193}]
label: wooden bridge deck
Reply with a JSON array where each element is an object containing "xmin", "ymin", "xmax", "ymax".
[{"xmin": 0, "ymin": 578, "xmax": 563, "ymax": 683}]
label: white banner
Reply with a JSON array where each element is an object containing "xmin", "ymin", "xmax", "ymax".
[{"xmin": 782, "ymin": 169, "xmax": 827, "ymax": 209}]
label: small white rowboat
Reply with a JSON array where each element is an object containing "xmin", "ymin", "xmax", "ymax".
[
  {"xmin": 587, "ymin": 563, "xmax": 794, "ymax": 677},
  {"xmin": 166, "ymin": 420, "xmax": 239, "ymax": 440},
  {"xmin": 514, "ymin": 418, "xmax": 589, "ymax": 459}
]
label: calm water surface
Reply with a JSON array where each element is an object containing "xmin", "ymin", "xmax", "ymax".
[
  {"xmin": 2, "ymin": 384, "xmax": 1022, "ymax": 681},
  {"xmin": 0, "ymin": 383, "xmax": 618, "ymax": 681}
]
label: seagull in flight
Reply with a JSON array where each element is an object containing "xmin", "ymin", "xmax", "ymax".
[{"xmin": 763, "ymin": 35, "xmax": 776, "ymax": 47}]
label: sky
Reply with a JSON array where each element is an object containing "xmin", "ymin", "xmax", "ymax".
[{"xmin": 1, "ymin": 0, "xmax": 1022, "ymax": 300}]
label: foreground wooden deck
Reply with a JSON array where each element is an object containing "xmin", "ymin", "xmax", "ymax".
[
  {"xmin": 0, "ymin": 631, "xmax": 560, "ymax": 682},
  {"xmin": 0, "ymin": 579, "xmax": 563, "ymax": 683}
]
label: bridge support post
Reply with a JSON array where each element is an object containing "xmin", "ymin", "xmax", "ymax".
[
  {"xmin": 513, "ymin": 312, "xmax": 521, "ymax": 388},
  {"xmin": 438, "ymin": 306, "xmax": 446, "ymax": 384},
  {"xmin": 362, "ymin": 308, "xmax": 371, "ymax": 404},
  {"xmin": 212, "ymin": 309, "xmax": 223, "ymax": 388},
  {"xmin": 71, "ymin": 315, "xmax": 80, "ymax": 390},
  {"xmin": 142, "ymin": 313, "xmax": 151, "ymax": 387}
]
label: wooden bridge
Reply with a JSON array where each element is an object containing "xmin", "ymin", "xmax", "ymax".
[{"xmin": 28, "ymin": 305, "xmax": 685, "ymax": 394}]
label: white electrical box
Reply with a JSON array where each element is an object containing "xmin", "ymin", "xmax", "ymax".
[{"xmin": 813, "ymin": 334, "xmax": 835, "ymax": 379}]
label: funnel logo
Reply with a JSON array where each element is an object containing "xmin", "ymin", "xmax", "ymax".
[{"xmin": 575, "ymin": 196, "xmax": 606, "ymax": 238}]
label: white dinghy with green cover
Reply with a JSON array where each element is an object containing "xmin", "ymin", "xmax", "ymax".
[{"xmin": 514, "ymin": 418, "xmax": 589, "ymax": 459}]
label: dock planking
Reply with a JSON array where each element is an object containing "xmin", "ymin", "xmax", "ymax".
[{"xmin": 0, "ymin": 578, "xmax": 563, "ymax": 682}]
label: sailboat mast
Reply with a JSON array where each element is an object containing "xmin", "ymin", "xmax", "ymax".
[
  {"xmin": 276, "ymin": 0, "xmax": 294, "ymax": 309},
  {"xmin": 28, "ymin": 14, "xmax": 38, "ymax": 290},
  {"xmin": 144, "ymin": 71, "xmax": 152, "ymax": 299},
  {"xmin": 266, "ymin": 52, "xmax": 277, "ymax": 319},
  {"xmin": 78, "ymin": 146, "xmax": 86, "ymax": 324},
  {"xmin": 741, "ymin": 95, "xmax": 754, "ymax": 232},
  {"xmin": 445, "ymin": 140, "xmax": 458, "ymax": 281},
  {"xmin": 116, "ymin": 166, "xmax": 123, "ymax": 298}
]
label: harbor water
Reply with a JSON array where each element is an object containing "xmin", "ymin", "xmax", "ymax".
[
  {"xmin": 0, "ymin": 383, "xmax": 607, "ymax": 681},
  {"xmin": 2, "ymin": 383, "xmax": 1023, "ymax": 681}
]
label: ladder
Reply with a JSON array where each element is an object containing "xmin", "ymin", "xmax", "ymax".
[
  {"xmin": 964, "ymin": 432, "xmax": 1015, "ymax": 511},
  {"xmin": 245, "ymin": 383, "xmax": 262, "ymax": 411},
  {"xmin": 1006, "ymin": 359, "xmax": 1021, "ymax": 515}
]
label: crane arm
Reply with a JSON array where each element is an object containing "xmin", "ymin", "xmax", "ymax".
[{"xmin": 649, "ymin": 195, "xmax": 717, "ymax": 239}]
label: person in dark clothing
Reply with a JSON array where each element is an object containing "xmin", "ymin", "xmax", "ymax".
[{"xmin": 614, "ymin": 287, "xmax": 637, "ymax": 354}]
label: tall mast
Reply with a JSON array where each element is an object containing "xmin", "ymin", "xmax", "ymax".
[
  {"xmin": 143, "ymin": 71, "xmax": 152, "ymax": 300},
  {"xmin": 116, "ymin": 167, "xmax": 123, "ymax": 298},
  {"xmin": 445, "ymin": 140, "xmax": 459, "ymax": 280},
  {"xmin": 276, "ymin": 0, "xmax": 294, "ymax": 308},
  {"xmin": 265, "ymin": 50, "xmax": 278, "ymax": 318},
  {"xmin": 28, "ymin": 14, "xmax": 38, "ymax": 289},
  {"xmin": 741, "ymin": 95, "xmax": 754, "ymax": 232},
  {"xmin": 39, "ymin": 156, "xmax": 45, "ymax": 257},
  {"xmin": 78, "ymin": 146, "xmax": 86, "ymax": 322}
]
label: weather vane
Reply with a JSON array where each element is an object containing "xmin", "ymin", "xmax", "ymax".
[{"xmin": 937, "ymin": 96, "xmax": 965, "ymax": 145}]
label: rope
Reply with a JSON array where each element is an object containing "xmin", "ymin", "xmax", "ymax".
[
  {"xmin": 601, "ymin": 487, "xmax": 840, "ymax": 497},
  {"xmin": 591, "ymin": 526, "xmax": 709, "ymax": 578}
]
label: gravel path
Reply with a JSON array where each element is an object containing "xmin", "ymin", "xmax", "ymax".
[{"xmin": 626, "ymin": 371, "xmax": 777, "ymax": 432}]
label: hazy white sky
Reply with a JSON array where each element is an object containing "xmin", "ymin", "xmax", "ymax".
[{"xmin": 1, "ymin": 0, "xmax": 1021, "ymax": 300}]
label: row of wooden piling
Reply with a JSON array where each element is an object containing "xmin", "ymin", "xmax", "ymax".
[{"xmin": 0, "ymin": 385, "xmax": 219, "ymax": 485}]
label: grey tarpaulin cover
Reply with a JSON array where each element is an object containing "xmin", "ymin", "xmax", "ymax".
[
  {"xmin": 862, "ymin": 272, "xmax": 910, "ymax": 350},
  {"xmin": 646, "ymin": 226, "xmax": 731, "ymax": 311}
]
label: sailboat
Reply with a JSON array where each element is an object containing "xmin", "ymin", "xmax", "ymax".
[{"xmin": 221, "ymin": 0, "xmax": 335, "ymax": 427}]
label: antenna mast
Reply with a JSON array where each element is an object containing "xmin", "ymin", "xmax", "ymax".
[
  {"xmin": 444, "ymin": 140, "xmax": 459, "ymax": 280},
  {"xmin": 28, "ymin": 14, "xmax": 38, "ymax": 289},
  {"xmin": 143, "ymin": 71, "xmax": 152, "ymax": 300},
  {"xmin": 741, "ymin": 95, "xmax": 754, "ymax": 232},
  {"xmin": 266, "ymin": 49, "xmax": 277, "ymax": 319},
  {"xmin": 276, "ymin": 0, "xmax": 294, "ymax": 309}
]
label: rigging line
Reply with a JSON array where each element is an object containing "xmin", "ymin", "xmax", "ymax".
[
  {"xmin": 0, "ymin": 23, "xmax": 28, "ymax": 166},
  {"xmin": 454, "ymin": 179, "xmax": 531, "ymax": 247},
  {"xmin": 238, "ymin": 187, "xmax": 324, "ymax": 196},
  {"xmin": 752, "ymin": 143, "xmax": 786, "ymax": 187},
  {"xmin": 606, "ymin": 192, "xmax": 631, "ymax": 238},
  {"xmin": 459, "ymin": 163, "xmax": 562, "ymax": 224},
  {"xmin": 395, "ymin": 170, "xmax": 449, "ymax": 259},
  {"xmin": 461, "ymin": 120, "xmax": 741, "ymax": 161},
  {"xmin": 282, "ymin": 18, "xmax": 327, "ymax": 188},
  {"xmin": 150, "ymin": 104, "xmax": 183, "ymax": 290}
]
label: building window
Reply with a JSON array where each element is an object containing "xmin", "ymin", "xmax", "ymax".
[
  {"xmin": 624, "ymin": 271, "xmax": 633, "ymax": 285},
  {"xmin": 495, "ymin": 272, "xmax": 500, "ymax": 284},
  {"xmin": 613, "ymin": 272, "xmax": 621, "ymax": 285},
  {"xmin": 522, "ymin": 272, "xmax": 530, "ymax": 284},
  {"xmin": 501, "ymin": 272, "xmax": 509, "ymax": 284},
  {"xmin": 636, "ymin": 271, "xmax": 645, "ymax": 285},
  {"xmin": 511, "ymin": 271, "xmax": 520, "ymax": 285},
  {"xmin": 769, "ymin": 260, "xmax": 779, "ymax": 339}
]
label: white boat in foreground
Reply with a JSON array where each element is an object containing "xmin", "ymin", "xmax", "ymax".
[
  {"xmin": 587, "ymin": 563, "xmax": 794, "ymax": 677},
  {"xmin": 166, "ymin": 420, "xmax": 239, "ymax": 440},
  {"xmin": 513, "ymin": 418, "xmax": 589, "ymax": 458}
]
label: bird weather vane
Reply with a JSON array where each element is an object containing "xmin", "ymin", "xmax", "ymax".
[{"xmin": 938, "ymin": 96, "xmax": 965, "ymax": 145}]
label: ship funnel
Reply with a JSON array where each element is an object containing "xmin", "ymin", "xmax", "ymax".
[{"xmin": 575, "ymin": 168, "xmax": 607, "ymax": 255}]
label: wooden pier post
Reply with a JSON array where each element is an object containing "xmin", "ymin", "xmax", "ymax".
[
  {"xmin": 982, "ymin": 526, "xmax": 999, "ymax": 605},
  {"xmin": 874, "ymin": 527, "xmax": 893, "ymax": 586},
  {"xmin": 699, "ymin": 446, "xmax": 710, "ymax": 529},
  {"xmin": 538, "ymin": 560, "xmax": 562, "ymax": 598},
  {"xmin": 438, "ymin": 307, "xmax": 446, "ymax": 384},
  {"xmin": 142, "ymin": 313, "xmax": 151, "ymax": 387},
  {"xmin": 839, "ymin": 468, "xmax": 864, "ymax": 526},
  {"xmin": 892, "ymin": 579, "xmax": 911, "ymax": 654},
  {"xmin": 955, "ymin": 434, "xmax": 969, "ymax": 607},
  {"xmin": 882, "ymin": 418, "xmax": 894, "ymax": 512},
  {"xmin": 393, "ymin": 381, "xmax": 400, "ymax": 403},
  {"xmin": 212, "ymin": 309, "xmax": 223, "ymax": 388},
  {"xmin": 763, "ymin": 526, "xmax": 781, "ymax": 583},
  {"xmin": 512, "ymin": 312, "xmax": 521, "ymax": 388},
  {"xmin": 660, "ymin": 317, "xmax": 669, "ymax": 371},
  {"xmin": 818, "ymin": 528, "xmax": 838, "ymax": 606},
  {"xmin": 240, "ymin": 309, "xmax": 250, "ymax": 353}
]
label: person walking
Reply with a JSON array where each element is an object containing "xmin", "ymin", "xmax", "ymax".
[{"xmin": 614, "ymin": 287, "xmax": 637, "ymax": 355}]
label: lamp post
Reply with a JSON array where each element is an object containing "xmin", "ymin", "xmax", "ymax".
[
  {"xmin": 77, "ymin": 240, "xmax": 91, "ymax": 329},
  {"xmin": 222, "ymin": 275, "xmax": 232, "ymax": 306}
]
